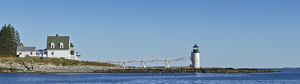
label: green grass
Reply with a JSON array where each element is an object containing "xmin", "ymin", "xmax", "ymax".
[
  {"xmin": 0, "ymin": 54, "xmax": 16, "ymax": 57},
  {"xmin": 0, "ymin": 54, "xmax": 118, "ymax": 66}
]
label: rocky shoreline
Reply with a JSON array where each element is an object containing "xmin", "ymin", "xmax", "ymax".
[
  {"xmin": 93, "ymin": 67, "xmax": 280, "ymax": 73},
  {"xmin": 0, "ymin": 61, "xmax": 281, "ymax": 73}
]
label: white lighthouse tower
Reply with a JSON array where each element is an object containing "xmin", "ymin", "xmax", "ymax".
[{"xmin": 191, "ymin": 43, "xmax": 200, "ymax": 68}]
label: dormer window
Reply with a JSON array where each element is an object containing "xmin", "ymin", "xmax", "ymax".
[
  {"xmin": 59, "ymin": 42, "xmax": 64, "ymax": 48},
  {"xmin": 51, "ymin": 42, "xmax": 55, "ymax": 48}
]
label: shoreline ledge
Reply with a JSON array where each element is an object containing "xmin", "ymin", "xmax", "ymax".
[
  {"xmin": 0, "ymin": 61, "xmax": 281, "ymax": 73},
  {"xmin": 93, "ymin": 67, "xmax": 281, "ymax": 73},
  {"xmin": 0, "ymin": 56, "xmax": 281, "ymax": 73},
  {"xmin": 0, "ymin": 67, "xmax": 281, "ymax": 73}
]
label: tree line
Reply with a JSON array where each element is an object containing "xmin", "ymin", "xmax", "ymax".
[{"xmin": 0, "ymin": 23, "xmax": 22, "ymax": 55}]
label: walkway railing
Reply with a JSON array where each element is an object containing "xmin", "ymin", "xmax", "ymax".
[{"xmin": 97, "ymin": 57, "xmax": 191, "ymax": 68}]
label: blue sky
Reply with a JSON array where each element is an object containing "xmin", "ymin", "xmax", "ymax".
[{"xmin": 1, "ymin": 0, "xmax": 299, "ymax": 68}]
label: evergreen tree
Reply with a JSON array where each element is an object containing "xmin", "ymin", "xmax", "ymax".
[
  {"xmin": 0, "ymin": 23, "xmax": 21, "ymax": 55},
  {"xmin": 70, "ymin": 42, "xmax": 74, "ymax": 47},
  {"xmin": 0, "ymin": 37, "xmax": 3, "ymax": 54},
  {"xmin": 14, "ymin": 31, "xmax": 22, "ymax": 46}
]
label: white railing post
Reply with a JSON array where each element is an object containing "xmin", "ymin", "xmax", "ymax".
[
  {"xmin": 122, "ymin": 62, "xmax": 125, "ymax": 67},
  {"xmin": 141, "ymin": 61, "xmax": 146, "ymax": 68},
  {"xmin": 165, "ymin": 60, "xmax": 169, "ymax": 68}
]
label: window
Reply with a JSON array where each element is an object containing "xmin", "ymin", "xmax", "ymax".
[
  {"xmin": 44, "ymin": 51, "xmax": 47, "ymax": 54},
  {"xmin": 52, "ymin": 52, "xmax": 54, "ymax": 55},
  {"xmin": 70, "ymin": 51, "xmax": 74, "ymax": 55},
  {"xmin": 51, "ymin": 42, "xmax": 55, "ymax": 48},
  {"xmin": 59, "ymin": 42, "xmax": 64, "ymax": 48},
  {"xmin": 30, "ymin": 52, "xmax": 32, "ymax": 55}
]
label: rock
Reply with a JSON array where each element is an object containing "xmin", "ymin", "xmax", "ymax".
[
  {"xmin": 92, "ymin": 67, "xmax": 280, "ymax": 73},
  {"xmin": 0, "ymin": 60, "xmax": 282, "ymax": 73}
]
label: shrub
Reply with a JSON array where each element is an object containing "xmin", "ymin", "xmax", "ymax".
[{"xmin": 0, "ymin": 54, "xmax": 16, "ymax": 57}]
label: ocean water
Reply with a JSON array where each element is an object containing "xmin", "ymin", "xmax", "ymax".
[{"xmin": 0, "ymin": 69, "xmax": 299, "ymax": 84}]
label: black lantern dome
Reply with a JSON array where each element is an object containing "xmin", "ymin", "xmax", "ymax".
[{"xmin": 192, "ymin": 43, "xmax": 199, "ymax": 53}]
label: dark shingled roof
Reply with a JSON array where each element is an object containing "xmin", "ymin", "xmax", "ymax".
[
  {"xmin": 17, "ymin": 47, "xmax": 36, "ymax": 51},
  {"xmin": 47, "ymin": 36, "xmax": 70, "ymax": 50}
]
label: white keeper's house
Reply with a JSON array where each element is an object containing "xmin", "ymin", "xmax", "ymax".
[{"xmin": 16, "ymin": 34, "xmax": 82, "ymax": 61}]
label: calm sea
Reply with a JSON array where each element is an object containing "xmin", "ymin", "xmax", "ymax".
[{"xmin": 0, "ymin": 69, "xmax": 299, "ymax": 84}]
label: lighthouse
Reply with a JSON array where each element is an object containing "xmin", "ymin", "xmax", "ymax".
[{"xmin": 191, "ymin": 43, "xmax": 200, "ymax": 68}]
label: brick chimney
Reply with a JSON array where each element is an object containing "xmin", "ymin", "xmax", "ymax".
[
  {"xmin": 56, "ymin": 34, "xmax": 58, "ymax": 36},
  {"xmin": 22, "ymin": 44, "xmax": 24, "ymax": 47}
]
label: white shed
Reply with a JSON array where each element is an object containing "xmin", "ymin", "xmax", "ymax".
[{"xmin": 17, "ymin": 47, "xmax": 38, "ymax": 57}]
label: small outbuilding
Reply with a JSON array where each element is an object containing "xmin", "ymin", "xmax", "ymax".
[{"xmin": 17, "ymin": 47, "xmax": 39, "ymax": 57}]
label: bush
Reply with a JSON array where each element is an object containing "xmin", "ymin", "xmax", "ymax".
[
  {"xmin": 0, "ymin": 54, "xmax": 16, "ymax": 57},
  {"xmin": 25, "ymin": 55, "xmax": 30, "ymax": 58},
  {"xmin": 60, "ymin": 57, "xmax": 65, "ymax": 59}
]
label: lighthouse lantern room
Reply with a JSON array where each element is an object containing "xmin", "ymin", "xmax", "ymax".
[{"xmin": 191, "ymin": 43, "xmax": 200, "ymax": 68}]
